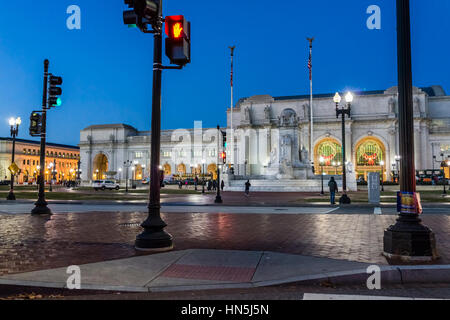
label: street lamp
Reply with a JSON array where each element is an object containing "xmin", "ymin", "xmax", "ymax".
[
  {"xmin": 334, "ymin": 92, "xmax": 352, "ymax": 204},
  {"xmin": 215, "ymin": 125, "xmax": 223, "ymax": 204},
  {"xmin": 7, "ymin": 117, "xmax": 21, "ymax": 200},
  {"xmin": 202, "ymin": 159, "xmax": 206, "ymax": 194},
  {"xmin": 380, "ymin": 160, "xmax": 385, "ymax": 192},
  {"xmin": 123, "ymin": 160, "xmax": 132, "ymax": 193},
  {"xmin": 383, "ymin": 0, "xmax": 436, "ymax": 261},
  {"xmin": 394, "ymin": 155, "xmax": 401, "ymax": 184},
  {"xmin": 319, "ymin": 156, "xmax": 325, "ymax": 195}
]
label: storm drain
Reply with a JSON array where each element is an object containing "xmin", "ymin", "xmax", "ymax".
[{"xmin": 119, "ymin": 223, "xmax": 142, "ymax": 227}]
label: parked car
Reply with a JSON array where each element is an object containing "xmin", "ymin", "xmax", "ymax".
[
  {"xmin": 92, "ymin": 180, "xmax": 120, "ymax": 191},
  {"xmin": 0, "ymin": 180, "xmax": 10, "ymax": 186}
]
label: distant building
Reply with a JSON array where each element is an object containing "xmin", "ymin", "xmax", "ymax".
[
  {"xmin": 79, "ymin": 85, "xmax": 450, "ymax": 191},
  {"xmin": 0, "ymin": 138, "xmax": 80, "ymax": 184}
]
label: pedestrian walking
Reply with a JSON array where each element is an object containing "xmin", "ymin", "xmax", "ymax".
[
  {"xmin": 245, "ymin": 180, "xmax": 251, "ymax": 197},
  {"xmin": 221, "ymin": 180, "xmax": 225, "ymax": 191},
  {"xmin": 328, "ymin": 177, "xmax": 338, "ymax": 205},
  {"xmin": 213, "ymin": 180, "xmax": 217, "ymax": 191}
]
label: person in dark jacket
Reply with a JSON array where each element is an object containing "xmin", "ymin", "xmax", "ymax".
[
  {"xmin": 221, "ymin": 180, "xmax": 225, "ymax": 191},
  {"xmin": 328, "ymin": 177, "xmax": 338, "ymax": 205},
  {"xmin": 245, "ymin": 180, "xmax": 251, "ymax": 197}
]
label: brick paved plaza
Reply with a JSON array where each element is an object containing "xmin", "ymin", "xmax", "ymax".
[{"xmin": 1, "ymin": 210, "xmax": 449, "ymax": 277}]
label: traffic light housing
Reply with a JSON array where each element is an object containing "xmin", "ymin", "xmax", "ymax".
[
  {"xmin": 165, "ymin": 15, "xmax": 191, "ymax": 66},
  {"xmin": 123, "ymin": 0, "xmax": 160, "ymax": 26},
  {"xmin": 48, "ymin": 75, "xmax": 63, "ymax": 107},
  {"xmin": 29, "ymin": 112, "xmax": 42, "ymax": 136},
  {"xmin": 220, "ymin": 152, "xmax": 226, "ymax": 164}
]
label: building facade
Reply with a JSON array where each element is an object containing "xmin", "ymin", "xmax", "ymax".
[
  {"xmin": 227, "ymin": 86, "xmax": 450, "ymax": 182},
  {"xmin": 79, "ymin": 124, "xmax": 225, "ymax": 182},
  {"xmin": 79, "ymin": 85, "xmax": 450, "ymax": 188},
  {"xmin": 0, "ymin": 138, "xmax": 80, "ymax": 184}
]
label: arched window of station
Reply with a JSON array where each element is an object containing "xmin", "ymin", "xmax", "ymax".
[
  {"xmin": 135, "ymin": 164, "xmax": 143, "ymax": 180},
  {"xmin": 355, "ymin": 137, "xmax": 386, "ymax": 181},
  {"xmin": 93, "ymin": 153, "xmax": 108, "ymax": 180},
  {"xmin": 314, "ymin": 138, "xmax": 343, "ymax": 175},
  {"xmin": 177, "ymin": 163, "xmax": 186, "ymax": 176},
  {"xmin": 163, "ymin": 163, "xmax": 171, "ymax": 176},
  {"xmin": 207, "ymin": 164, "xmax": 218, "ymax": 180}
]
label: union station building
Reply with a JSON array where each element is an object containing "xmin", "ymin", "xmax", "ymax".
[
  {"xmin": 79, "ymin": 85, "xmax": 450, "ymax": 187},
  {"xmin": 0, "ymin": 138, "xmax": 80, "ymax": 184}
]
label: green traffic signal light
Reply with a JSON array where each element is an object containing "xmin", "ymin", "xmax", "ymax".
[{"xmin": 56, "ymin": 97, "xmax": 62, "ymax": 106}]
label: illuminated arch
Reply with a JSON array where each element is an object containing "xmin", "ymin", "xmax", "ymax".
[
  {"xmin": 207, "ymin": 163, "xmax": 218, "ymax": 180},
  {"xmin": 163, "ymin": 163, "xmax": 171, "ymax": 176},
  {"xmin": 355, "ymin": 137, "xmax": 386, "ymax": 166},
  {"xmin": 135, "ymin": 164, "xmax": 143, "ymax": 180},
  {"xmin": 93, "ymin": 153, "xmax": 108, "ymax": 180},
  {"xmin": 314, "ymin": 137, "xmax": 343, "ymax": 166},
  {"xmin": 177, "ymin": 163, "xmax": 186, "ymax": 175}
]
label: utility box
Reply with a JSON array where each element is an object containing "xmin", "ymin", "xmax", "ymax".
[{"xmin": 368, "ymin": 172, "xmax": 381, "ymax": 204}]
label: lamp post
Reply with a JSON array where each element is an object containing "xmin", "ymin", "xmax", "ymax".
[
  {"xmin": 319, "ymin": 156, "xmax": 325, "ymax": 195},
  {"xmin": 434, "ymin": 153, "xmax": 447, "ymax": 194},
  {"xmin": 202, "ymin": 159, "xmax": 206, "ymax": 194},
  {"xmin": 380, "ymin": 160, "xmax": 385, "ymax": 192},
  {"xmin": 334, "ymin": 92, "xmax": 353, "ymax": 204},
  {"xmin": 7, "ymin": 117, "xmax": 21, "ymax": 200},
  {"xmin": 215, "ymin": 125, "xmax": 223, "ymax": 204},
  {"xmin": 123, "ymin": 160, "xmax": 131, "ymax": 193},
  {"xmin": 383, "ymin": 0, "xmax": 436, "ymax": 261},
  {"xmin": 394, "ymin": 155, "xmax": 401, "ymax": 183}
]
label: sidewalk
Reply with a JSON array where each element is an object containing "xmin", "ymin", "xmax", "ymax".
[{"xmin": 1, "ymin": 249, "xmax": 449, "ymax": 293}]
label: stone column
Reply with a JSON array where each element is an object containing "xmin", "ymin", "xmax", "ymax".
[{"xmin": 414, "ymin": 125, "xmax": 422, "ymax": 171}]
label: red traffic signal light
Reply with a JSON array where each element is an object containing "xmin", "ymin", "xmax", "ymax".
[
  {"xmin": 165, "ymin": 15, "xmax": 187, "ymax": 39},
  {"xmin": 165, "ymin": 15, "xmax": 191, "ymax": 66}
]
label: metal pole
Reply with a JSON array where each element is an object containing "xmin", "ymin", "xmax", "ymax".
[
  {"xmin": 135, "ymin": 5, "xmax": 173, "ymax": 251},
  {"xmin": 215, "ymin": 125, "xmax": 223, "ymax": 203},
  {"xmin": 341, "ymin": 112, "xmax": 347, "ymax": 192},
  {"xmin": 307, "ymin": 38, "xmax": 314, "ymax": 164},
  {"xmin": 383, "ymin": 0, "xmax": 436, "ymax": 260},
  {"xmin": 7, "ymin": 128, "xmax": 17, "ymax": 200},
  {"xmin": 31, "ymin": 59, "xmax": 52, "ymax": 215},
  {"xmin": 229, "ymin": 46, "xmax": 235, "ymax": 171},
  {"xmin": 320, "ymin": 164, "xmax": 324, "ymax": 195}
]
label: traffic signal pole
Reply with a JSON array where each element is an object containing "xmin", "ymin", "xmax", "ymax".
[
  {"xmin": 31, "ymin": 59, "xmax": 52, "ymax": 216},
  {"xmin": 135, "ymin": 4, "xmax": 173, "ymax": 252},
  {"xmin": 383, "ymin": 0, "xmax": 437, "ymax": 261}
]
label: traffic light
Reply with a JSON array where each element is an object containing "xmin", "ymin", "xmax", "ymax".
[
  {"xmin": 220, "ymin": 152, "xmax": 226, "ymax": 164},
  {"xmin": 48, "ymin": 75, "xmax": 63, "ymax": 107},
  {"xmin": 123, "ymin": 0, "xmax": 160, "ymax": 26},
  {"xmin": 165, "ymin": 15, "xmax": 191, "ymax": 66},
  {"xmin": 29, "ymin": 112, "xmax": 42, "ymax": 136}
]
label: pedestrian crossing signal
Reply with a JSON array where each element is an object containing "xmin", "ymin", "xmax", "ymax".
[{"xmin": 165, "ymin": 15, "xmax": 190, "ymax": 66}]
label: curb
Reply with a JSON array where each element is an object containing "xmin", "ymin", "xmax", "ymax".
[{"xmin": 1, "ymin": 265, "xmax": 449, "ymax": 294}]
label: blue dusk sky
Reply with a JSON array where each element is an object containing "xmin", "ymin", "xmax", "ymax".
[{"xmin": 0, "ymin": 0, "xmax": 449, "ymax": 146}]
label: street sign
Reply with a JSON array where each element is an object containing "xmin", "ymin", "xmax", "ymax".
[{"xmin": 8, "ymin": 163, "xmax": 19, "ymax": 175}]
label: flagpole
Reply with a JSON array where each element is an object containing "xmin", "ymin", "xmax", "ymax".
[
  {"xmin": 307, "ymin": 37, "xmax": 314, "ymax": 165},
  {"xmin": 229, "ymin": 46, "xmax": 235, "ymax": 170}
]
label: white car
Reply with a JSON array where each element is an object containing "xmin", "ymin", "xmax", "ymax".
[{"xmin": 92, "ymin": 180, "xmax": 120, "ymax": 191}]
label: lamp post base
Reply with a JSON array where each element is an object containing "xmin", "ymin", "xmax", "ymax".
[
  {"xmin": 135, "ymin": 230, "xmax": 174, "ymax": 252},
  {"xmin": 383, "ymin": 220, "xmax": 438, "ymax": 261},
  {"xmin": 135, "ymin": 208, "xmax": 173, "ymax": 252},
  {"xmin": 214, "ymin": 196, "xmax": 223, "ymax": 204},
  {"xmin": 339, "ymin": 193, "xmax": 351, "ymax": 204},
  {"xmin": 6, "ymin": 191, "xmax": 16, "ymax": 201},
  {"xmin": 31, "ymin": 200, "xmax": 52, "ymax": 215}
]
